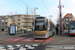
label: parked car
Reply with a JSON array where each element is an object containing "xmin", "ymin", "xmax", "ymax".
[
  {"xmin": 19, "ymin": 29, "xmax": 24, "ymax": 31},
  {"xmin": 26, "ymin": 28, "xmax": 32, "ymax": 32},
  {"xmin": 30, "ymin": 28, "xmax": 33, "ymax": 30},
  {"xmin": 5, "ymin": 29, "xmax": 8, "ymax": 32}
]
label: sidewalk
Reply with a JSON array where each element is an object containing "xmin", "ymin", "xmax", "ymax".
[
  {"xmin": 0, "ymin": 31, "xmax": 34, "ymax": 41},
  {"xmin": 47, "ymin": 30, "xmax": 68, "ymax": 44},
  {"xmin": 45, "ymin": 30, "xmax": 69, "ymax": 50}
]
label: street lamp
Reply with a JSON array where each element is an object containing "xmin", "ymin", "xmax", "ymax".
[
  {"xmin": 59, "ymin": 0, "xmax": 64, "ymax": 35},
  {"xmin": 34, "ymin": 7, "xmax": 38, "ymax": 15}
]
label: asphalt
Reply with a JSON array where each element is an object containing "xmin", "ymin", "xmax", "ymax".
[
  {"xmin": 0, "ymin": 31, "xmax": 34, "ymax": 41},
  {"xmin": 44, "ymin": 30, "xmax": 75, "ymax": 50}
]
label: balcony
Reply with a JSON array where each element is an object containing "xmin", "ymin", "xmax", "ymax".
[
  {"xmin": 23, "ymin": 17, "xmax": 29, "ymax": 18},
  {"xmin": 5, "ymin": 17, "xmax": 8, "ymax": 19},
  {"xmin": 5, "ymin": 20, "xmax": 7, "ymax": 22},
  {"xmin": 23, "ymin": 20, "xmax": 27, "ymax": 22},
  {"xmin": 5, "ymin": 24, "xmax": 8, "ymax": 26},
  {"xmin": 27, "ymin": 24, "xmax": 32, "ymax": 26},
  {"xmin": 23, "ymin": 17, "xmax": 34, "ymax": 19},
  {"xmin": 28, "ymin": 20, "xmax": 34, "ymax": 22},
  {"xmin": 23, "ymin": 24, "xmax": 27, "ymax": 26}
]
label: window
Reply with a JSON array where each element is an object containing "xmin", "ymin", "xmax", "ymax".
[
  {"xmin": 66, "ymin": 18, "xmax": 68, "ymax": 21},
  {"xmin": 13, "ymin": 19, "xmax": 15, "ymax": 22},
  {"xmin": 18, "ymin": 26, "xmax": 20, "ymax": 28},
  {"xmin": 64, "ymin": 19, "xmax": 65, "ymax": 22},
  {"xmin": 70, "ymin": 18, "xmax": 71, "ymax": 21},
  {"xmin": 66, "ymin": 22, "xmax": 68, "ymax": 24},
  {"xmin": 2, "ymin": 22, "xmax": 3, "ymax": 25},
  {"xmin": 18, "ymin": 15, "xmax": 20, "ymax": 17},
  {"xmin": 18, "ymin": 23, "xmax": 20, "ymax": 25},
  {"xmin": 18, "ymin": 19, "xmax": 20, "ymax": 21}
]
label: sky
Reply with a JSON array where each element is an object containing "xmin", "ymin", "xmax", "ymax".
[{"xmin": 0, "ymin": 0, "xmax": 75, "ymax": 25}]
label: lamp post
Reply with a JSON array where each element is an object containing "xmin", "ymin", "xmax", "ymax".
[
  {"xmin": 34, "ymin": 7, "xmax": 38, "ymax": 16},
  {"xmin": 59, "ymin": 0, "xmax": 62, "ymax": 35}
]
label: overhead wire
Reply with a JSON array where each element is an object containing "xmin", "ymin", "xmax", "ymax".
[
  {"xmin": 41, "ymin": 0, "xmax": 50, "ymax": 14},
  {"xmin": 19, "ymin": 0, "xmax": 31, "ymax": 8}
]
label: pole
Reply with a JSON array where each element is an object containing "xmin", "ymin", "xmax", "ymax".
[
  {"xmin": 34, "ymin": 7, "xmax": 38, "ymax": 17},
  {"xmin": 34, "ymin": 7, "xmax": 35, "ymax": 17},
  {"xmin": 26, "ymin": 6, "xmax": 28, "ymax": 29},
  {"xmin": 59, "ymin": 0, "xmax": 62, "ymax": 35}
]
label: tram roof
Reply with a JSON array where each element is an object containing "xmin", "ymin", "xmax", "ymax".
[
  {"xmin": 48, "ymin": 19, "xmax": 54, "ymax": 24},
  {"xmin": 35, "ymin": 16, "xmax": 54, "ymax": 24},
  {"xmin": 35, "ymin": 16, "xmax": 45, "ymax": 18}
]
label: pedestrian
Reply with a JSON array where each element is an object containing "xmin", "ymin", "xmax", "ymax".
[
  {"xmin": 0, "ymin": 29, "xmax": 1, "ymax": 32},
  {"xmin": 55, "ymin": 25, "xmax": 59, "ymax": 35}
]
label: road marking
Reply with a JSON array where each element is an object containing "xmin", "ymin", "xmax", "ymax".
[
  {"xmin": 46, "ymin": 45, "xmax": 75, "ymax": 49},
  {"xmin": 32, "ymin": 44, "xmax": 38, "ymax": 46},
  {"xmin": 10, "ymin": 37, "xmax": 25, "ymax": 41},
  {"xmin": 45, "ymin": 38, "xmax": 51, "ymax": 42},
  {"xmin": 5, "ymin": 37, "xmax": 19, "ymax": 41},
  {"xmin": 34, "ymin": 40, "xmax": 44, "ymax": 42},
  {"xmin": 20, "ymin": 38, "xmax": 34, "ymax": 41},
  {"xmin": 0, "ymin": 44, "xmax": 38, "ymax": 50},
  {"xmin": 5, "ymin": 37, "xmax": 34, "ymax": 42},
  {"xmin": 5, "ymin": 37, "xmax": 51, "ymax": 42}
]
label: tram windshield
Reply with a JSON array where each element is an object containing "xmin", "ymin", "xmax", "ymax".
[
  {"xmin": 35, "ymin": 17, "xmax": 47, "ymax": 30},
  {"xmin": 70, "ymin": 23, "xmax": 75, "ymax": 30}
]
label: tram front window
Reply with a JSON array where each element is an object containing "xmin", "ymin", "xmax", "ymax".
[
  {"xmin": 35, "ymin": 22, "xmax": 47, "ymax": 30},
  {"xmin": 70, "ymin": 24, "xmax": 75, "ymax": 30}
]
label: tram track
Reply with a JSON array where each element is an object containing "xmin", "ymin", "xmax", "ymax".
[
  {"xmin": 0, "ymin": 33, "xmax": 34, "ymax": 45},
  {"xmin": 34, "ymin": 37, "xmax": 50, "ymax": 50},
  {"xmin": 0, "ymin": 37, "xmax": 50, "ymax": 50}
]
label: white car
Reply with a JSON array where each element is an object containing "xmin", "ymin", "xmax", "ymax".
[
  {"xmin": 26, "ymin": 29, "xmax": 32, "ymax": 32},
  {"xmin": 5, "ymin": 29, "xmax": 8, "ymax": 32}
]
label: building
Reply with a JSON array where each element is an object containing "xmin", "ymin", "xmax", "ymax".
[
  {"xmin": 72, "ymin": 18, "xmax": 75, "ymax": 20},
  {"xmin": 57, "ymin": 13, "xmax": 74, "ymax": 29},
  {"xmin": 63, "ymin": 13, "xmax": 73, "ymax": 27},
  {"xmin": 0, "ymin": 14, "xmax": 40, "ymax": 31},
  {"xmin": 0, "ymin": 16, "xmax": 6, "ymax": 31}
]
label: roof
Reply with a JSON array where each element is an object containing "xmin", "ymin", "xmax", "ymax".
[
  {"xmin": 72, "ymin": 18, "xmax": 75, "ymax": 20},
  {"xmin": 65, "ymin": 13, "xmax": 73, "ymax": 17}
]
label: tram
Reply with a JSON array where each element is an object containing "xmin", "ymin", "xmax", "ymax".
[
  {"xmin": 68, "ymin": 20, "xmax": 75, "ymax": 35},
  {"xmin": 34, "ymin": 16, "xmax": 55, "ymax": 38}
]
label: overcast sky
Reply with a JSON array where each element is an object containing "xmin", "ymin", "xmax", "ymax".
[{"xmin": 0, "ymin": 0, "xmax": 75, "ymax": 25}]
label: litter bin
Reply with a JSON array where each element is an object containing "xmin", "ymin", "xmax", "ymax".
[{"xmin": 24, "ymin": 30, "xmax": 26, "ymax": 33}]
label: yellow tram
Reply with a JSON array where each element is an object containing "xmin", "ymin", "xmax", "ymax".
[{"xmin": 34, "ymin": 16, "xmax": 55, "ymax": 38}]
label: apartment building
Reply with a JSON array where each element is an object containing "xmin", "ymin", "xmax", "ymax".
[
  {"xmin": 0, "ymin": 14, "xmax": 40, "ymax": 31},
  {"xmin": 0, "ymin": 16, "xmax": 6, "ymax": 31}
]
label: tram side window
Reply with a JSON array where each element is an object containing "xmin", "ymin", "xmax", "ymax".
[
  {"xmin": 50, "ymin": 23, "xmax": 54, "ymax": 30},
  {"xmin": 45, "ymin": 19, "xmax": 48, "ymax": 28},
  {"xmin": 48, "ymin": 22, "xmax": 50, "ymax": 31}
]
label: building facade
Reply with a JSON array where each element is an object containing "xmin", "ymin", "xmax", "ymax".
[
  {"xmin": 57, "ymin": 13, "xmax": 74, "ymax": 29},
  {"xmin": 63, "ymin": 13, "xmax": 73, "ymax": 27},
  {"xmin": 0, "ymin": 14, "xmax": 40, "ymax": 31}
]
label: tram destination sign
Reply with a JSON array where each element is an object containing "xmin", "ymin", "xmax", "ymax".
[{"xmin": 36, "ymin": 19, "xmax": 44, "ymax": 21}]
